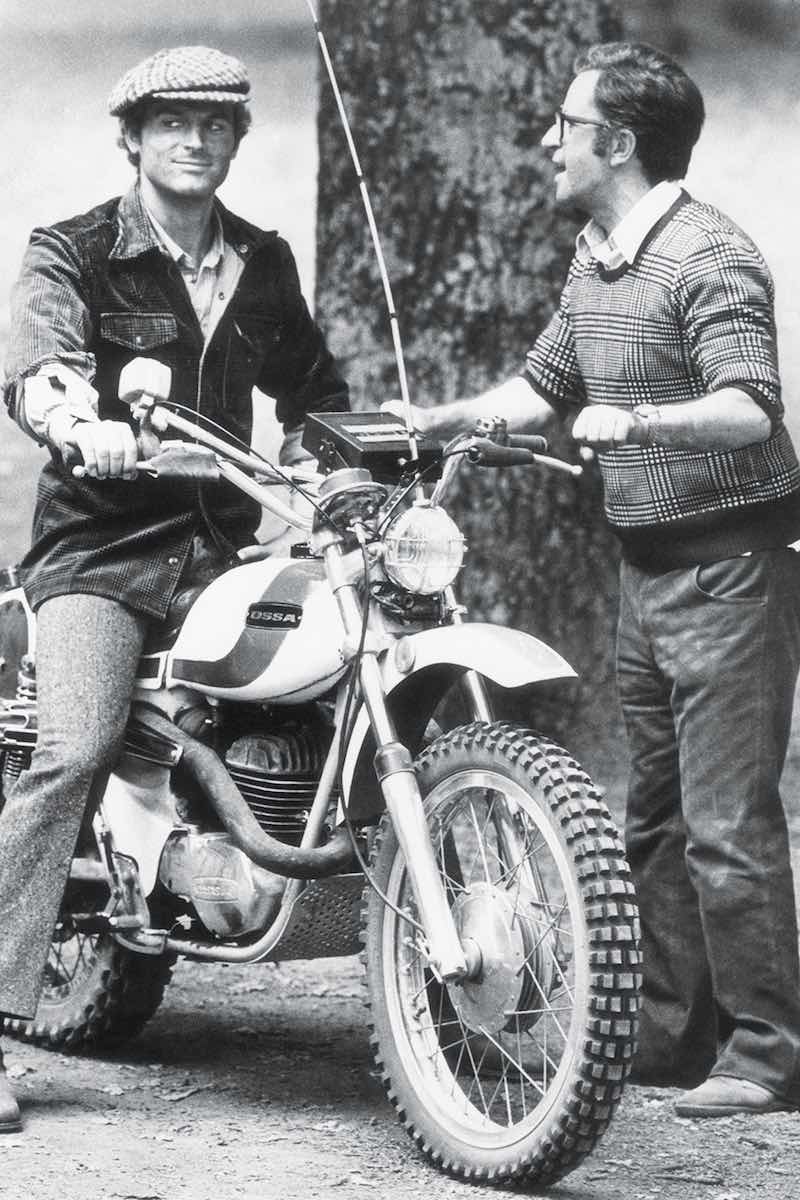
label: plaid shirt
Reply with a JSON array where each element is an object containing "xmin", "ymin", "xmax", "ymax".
[
  {"xmin": 524, "ymin": 192, "xmax": 800, "ymax": 565},
  {"xmin": 4, "ymin": 186, "xmax": 349, "ymax": 618}
]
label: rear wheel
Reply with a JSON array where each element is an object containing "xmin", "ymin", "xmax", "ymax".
[
  {"xmin": 362, "ymin": 721, "xmax": 640, "ymax": 1186},
  {"xmin": 3, "ymin": 887, "xmax": 174, "ymax": 1051}
]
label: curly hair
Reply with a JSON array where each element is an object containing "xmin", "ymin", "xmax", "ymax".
[{"xmin": 574, "ymin": 42, "xmax": 705, "ymax": 184}]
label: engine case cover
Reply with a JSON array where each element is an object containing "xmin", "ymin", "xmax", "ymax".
[
  {"xmin": 167, "ymin": 557, "xmax": 347, "ymax": 702},
  {"xmin": 159, "ymin": 829, "xmax": 285, "ymax": 937}
]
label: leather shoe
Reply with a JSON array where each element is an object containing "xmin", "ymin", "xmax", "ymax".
[{"xmin": 675, "ymin": 1074, "xmax": 795, "ymax": 1118}]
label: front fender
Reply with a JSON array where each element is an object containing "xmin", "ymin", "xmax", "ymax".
[
  {"xmin": 382, "ymin": 623, "xmax": 575, "ymax": 693},
  {"xmin": 341, "ymin": 622, "xmax": 576, "ymax": 819}
]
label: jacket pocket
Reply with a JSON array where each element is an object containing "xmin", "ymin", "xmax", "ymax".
[
  {"xmin": 99, "ymin": 312, "xmax": 179, "ymax": 351},
  {"xmin": 693, "ymin": 553, "xmax": 769, "ymax": 604},
  {"xmin": 232, "ymin": 315, "xmax": 284, "ymax": 359}
]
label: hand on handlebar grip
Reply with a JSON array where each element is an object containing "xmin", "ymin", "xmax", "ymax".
[{"xmin": 67, "ymin": 420, "xmax": 140, "ymax": 480}]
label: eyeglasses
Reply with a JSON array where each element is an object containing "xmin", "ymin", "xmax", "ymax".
[{"xmin": 554, "ymin": 107, "xmax": 614, "ymax": 145}]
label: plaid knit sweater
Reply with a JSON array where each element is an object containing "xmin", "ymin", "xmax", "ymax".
[{"xmin": 524, "ymin": 192, "xmax": 800, "ymax": 566}]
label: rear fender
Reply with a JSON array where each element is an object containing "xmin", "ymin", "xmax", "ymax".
[{"xmin": 340, "ymin": 622, "xmax": 576, "ymax": 821}]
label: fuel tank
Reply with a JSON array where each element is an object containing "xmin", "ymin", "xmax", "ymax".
[{"xmin": 167, "ymin": 557, "xmax": 347, "ymax": 702}]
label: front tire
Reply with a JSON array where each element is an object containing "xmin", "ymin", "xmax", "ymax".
[{"xmin": 362, "ymin": 721, "xmax": 640, "ymax": 1186}]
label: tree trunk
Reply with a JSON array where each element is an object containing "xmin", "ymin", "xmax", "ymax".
[{"xmin": 314, "ymin": 0, "xmax": 626, "ymax": 792}]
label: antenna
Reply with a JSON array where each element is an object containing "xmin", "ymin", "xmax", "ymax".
[{"xmin": 304, "ymin": 0, "xmax": 421, "ymax": 470}]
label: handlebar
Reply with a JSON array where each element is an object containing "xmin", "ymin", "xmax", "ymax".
[
  {"xmin": 460, "ymin": 434, "xmax": 582, "ymax": 476},
  {"xmin": 506, "ymin": 434, "xmax": 549, "ymax": 453},
  {"xmin": 79, "ymin": 361, "xmax": 584, "ymax": 535},
  {"xmin": 466, "ymin": 439, "xmax": 537, "ymax": 467}
]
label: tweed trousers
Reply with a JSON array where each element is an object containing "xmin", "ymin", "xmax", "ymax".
[
  {"xmin": 0, "ymin": 594, "xmax": 147, "ymax": 1019},
  {"xmin": 618, "ymin": 548, "xmax": 800, "ymax": 1102}
]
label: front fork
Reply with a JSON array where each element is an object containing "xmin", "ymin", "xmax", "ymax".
[
  {"xmin": 443, "ymin": 584, "xmax": 494, "ymax": 723},
  {"xmin": 324, "ymin": 539, "xmax": 472, "ymax": 981}
]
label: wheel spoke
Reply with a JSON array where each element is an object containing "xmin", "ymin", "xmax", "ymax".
[
  {"xmin": 467, "ymin": 796, "xmax": 494, "ymax": 884},
  {"xmin": 477, "ymin": 1025, "xmax": 547, "ymax": 1098}
]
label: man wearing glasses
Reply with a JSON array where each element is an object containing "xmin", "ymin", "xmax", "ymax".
[{"xmin": 385, "ymin": 41, "xmax": 800, "ymax": 1118}]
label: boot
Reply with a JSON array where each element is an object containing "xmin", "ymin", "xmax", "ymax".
[
  {"xmin": 675, "ymin": 1074, "xmax": 795, "ymax": 1119},
  {"xmin": 0, "ymin": 1041, "xmax": 22, "ymax": 1132}
]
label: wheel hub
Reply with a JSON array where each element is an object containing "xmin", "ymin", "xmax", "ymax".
[{"xmin": 448, "ymin": 882, "xmax": 534, "ymax": 1036}]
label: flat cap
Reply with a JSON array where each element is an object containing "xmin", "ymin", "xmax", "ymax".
[{"xmin": 108, "ymin": 46, "xmax": 250, "ymax": 116}]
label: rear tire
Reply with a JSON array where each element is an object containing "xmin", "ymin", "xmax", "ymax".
[
  {"xmin": 3, "ymin": 894, "xmax": 174, "ymax": 1052},
  {"xmin": 362, "ymin": 721, "xmax": 640, "ymax": 1186}
]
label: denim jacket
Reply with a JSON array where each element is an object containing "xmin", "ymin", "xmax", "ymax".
[{"xmin": 3, "ymin": 186, "xmax": 349, "ymax": 618}]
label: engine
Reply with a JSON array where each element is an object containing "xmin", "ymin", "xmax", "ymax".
[
  {"xmin": 156, "ymin": 712, "xmax": 337, "ymax": 938},
  {"xmin": 224, "ymin": 723, "xmax": 333, "ymax": 845}
]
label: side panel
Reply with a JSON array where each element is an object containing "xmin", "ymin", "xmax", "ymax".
[
  {"xmin": 0, "ymin": 586, "xmax": 35, "ymax": 700},
  {"xmin": 99, "ymin": 759, "xmax": 179, "ymax": 896}
]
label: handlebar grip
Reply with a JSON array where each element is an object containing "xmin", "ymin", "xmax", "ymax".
[
  {"xmin": 507, "ymin": 434, "xmax": 548, "ymax": 454},
  {"xmin": 466, "ymin": 439, "xmax": 536, "ymax": 467}
]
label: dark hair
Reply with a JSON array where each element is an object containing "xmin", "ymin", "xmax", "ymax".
[
  {"xmin": 574, "ymin": 42, "xmax": 704, "ymax": 184},
  {"xmin": 117, "ymin": 100, "xmax": 252, "ymax": 167}
]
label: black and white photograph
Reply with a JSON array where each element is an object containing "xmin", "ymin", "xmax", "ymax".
[{"xmin": 1, "ymin": 2, "xmax": 799, "ymax": 1197}]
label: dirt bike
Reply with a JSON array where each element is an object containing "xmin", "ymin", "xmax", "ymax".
[{"xmin": 0, "ymin": 359, "xmax": 640, "ymax": 1187}]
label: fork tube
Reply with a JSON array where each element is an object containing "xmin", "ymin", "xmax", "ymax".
[
  {"xmin": 444, "ymin": 586, "xmax": 494, "ymax": 722},
  {"xmin": 324, "ymin": 542, "xmax": 468, "ymax": 980}
]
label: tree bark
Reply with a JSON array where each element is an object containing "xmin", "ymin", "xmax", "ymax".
[{"xmin": 314, "ymin": 1, "xmax": 626, "ymax": 786}]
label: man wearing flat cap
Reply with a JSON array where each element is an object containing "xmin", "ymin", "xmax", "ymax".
[{"xmin": 0, "ymin": 46, "xmax": 349, "ymax": 1128}]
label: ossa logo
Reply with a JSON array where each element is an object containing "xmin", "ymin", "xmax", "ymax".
[{"xmin": 246, "ymin": 603, "xmax": 303, "ymax": 630}]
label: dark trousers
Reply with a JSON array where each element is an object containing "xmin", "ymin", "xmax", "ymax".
[
  {"xmin": 0, "ymin": 594, "xmax": 147, "ymax": 1019},
  {"xmin": 618, "ymin": 549, "xmax": 800, "ymax": 1101}
]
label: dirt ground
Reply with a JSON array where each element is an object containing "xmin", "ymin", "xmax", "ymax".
[{"xmin": 0, "ymin": 957, "xmax": 797, "ymax": 1200}]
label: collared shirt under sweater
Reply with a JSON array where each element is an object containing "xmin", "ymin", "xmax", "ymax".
[{"xmin": 524, "ymin": 189, "xmax": 800, "ymax": 567}]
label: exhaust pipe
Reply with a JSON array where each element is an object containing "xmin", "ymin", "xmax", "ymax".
[{"xmin": 132, "ymin": 706, "xmax": 354, "ymax": 880}]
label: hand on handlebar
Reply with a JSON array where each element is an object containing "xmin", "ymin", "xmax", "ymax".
[{"xmin": 65, "ymin": 420, "xmax": 140, "ymax": 480}]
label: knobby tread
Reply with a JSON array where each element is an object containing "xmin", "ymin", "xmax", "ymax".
[
  {"xmin": 3, "ymin": 938, "xmax": 175, "ymax": 1052},
  {"xmin": 360, "ymin": 720, "xmax": 640, "ymax": 1187}
]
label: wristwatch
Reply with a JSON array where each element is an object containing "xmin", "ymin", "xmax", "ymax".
[{"xmin": 633, "ymin": 404, "xmax": 663, "ymax": 447}]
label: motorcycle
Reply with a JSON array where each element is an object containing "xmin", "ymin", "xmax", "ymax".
[{"xmin": 0, "ymin": 359, "xmax": 640, "ymax": 1187}]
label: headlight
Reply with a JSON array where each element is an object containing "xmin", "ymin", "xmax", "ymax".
[{"xmin": 383, "ymin": 503, "xmax": 465, "ymax": 595}]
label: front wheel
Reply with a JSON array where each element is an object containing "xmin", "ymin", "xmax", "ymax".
[{"xmin": 362, "ymin": 722, "xmax": 640, "ymax": 1187}]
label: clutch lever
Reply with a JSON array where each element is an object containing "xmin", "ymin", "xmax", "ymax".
[{"xmin": 134, "ymin": 443, "xmax": 221, "ymax": 480}]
